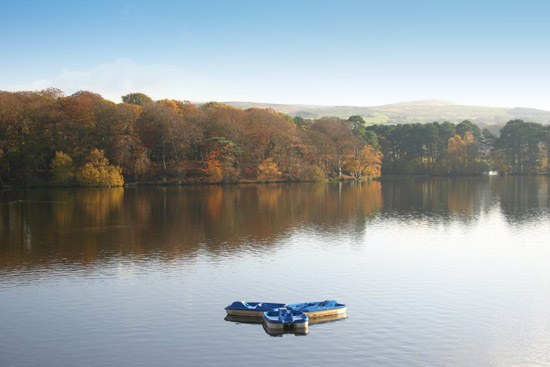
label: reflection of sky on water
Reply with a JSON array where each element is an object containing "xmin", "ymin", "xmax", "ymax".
[{"xmin": 1, "ymin": 178, "xmax": 550, "ymax": 366}]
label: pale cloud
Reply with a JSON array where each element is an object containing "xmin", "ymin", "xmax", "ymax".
[{"xmin": 4, "ymin": 59, "xmax": 214, "ymax": 103}]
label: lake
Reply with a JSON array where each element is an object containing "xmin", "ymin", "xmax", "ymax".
[{"xmin": 1, "ymin": 177, "xmax": 549, "ymax": 367}]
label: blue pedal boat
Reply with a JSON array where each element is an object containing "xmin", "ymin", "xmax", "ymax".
[
  {"xmin": 262, "ymin": 309, "xmax": 309, "ymax": 333},
  {"xmin": 285, "ymin": 300, "xmax": 347, "ymax": 319},
  {"xmin": 225, "ymin": 301, "xmax": 286, "ymax": 317}
]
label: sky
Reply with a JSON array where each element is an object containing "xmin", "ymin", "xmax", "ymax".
[{"xmin": 1, "ymin": 0, "xmax": 549, "ymax": 109}]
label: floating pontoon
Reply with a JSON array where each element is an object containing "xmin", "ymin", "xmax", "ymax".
[
  {"xmin": 224, "ymin": 301, "xmax": 285, "ymax": 317},
  {"xmin": 286, "ymin": 300, "xmax": 347, "ymax": 318},
  {"xmin": 262, "ymin": 309, "xmax": 309, "ymax": 334}
]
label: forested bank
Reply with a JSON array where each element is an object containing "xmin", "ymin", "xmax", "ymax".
[
  {"xmin": 360, "ymin": 118, "xmax": 550, "ymax": 176},
  {"xmin": 0, "ymin": 89, "xmax": 382, "ymax": 186},
  {"xmin": 1, "ymin": 89, "xmax": 549, "ymax": 187}
]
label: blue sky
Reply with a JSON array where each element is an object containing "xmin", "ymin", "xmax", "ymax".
[{"xmin": 1, "ymin": 0, "xmax": 549, "ymax": 109}]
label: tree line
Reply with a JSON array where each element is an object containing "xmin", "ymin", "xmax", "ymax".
[
  {"xmin": 0, "ymin": 89, "xmax": 382, "ymax": 186},
  {"xmin": 2, "ymin": 89, "xmax": 549, "ymax": 187},
  {"xmin": 355, "ymin": 118, "xmax": 550, "ymax": 176}
]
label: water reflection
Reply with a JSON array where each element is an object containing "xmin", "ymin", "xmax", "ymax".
[
  {"xmin": 224, "ymin": 313, "xmax": 347, "ymax": 337},
  {"xmin": 0, "ymin": 183, "xmax": 382, "ymax": 273},
  {"xmin": 380, "ymin": 177, "xmax": 496, "ymax": 220},
  {"xmin": 1, "ymin": 177, "xmax": 550, "ymax": 274},
  {"xmin": 380, "ymin": 176, "xmax": 550, "ymax": 221},
  {"xmin": 492, "ymin": 176, "xmax": 550, "ymax": 222},
  {"xmin": 2, "ymin": 178, "xmax": 550, "ymax": 367}
]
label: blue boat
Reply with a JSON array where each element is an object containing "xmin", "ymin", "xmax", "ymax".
[
  {"xmin": 262, "ymin": 309, "xmax": 309, "ymax": 333},
  {"xmin": 224, "ymin": 301, "xmax": 285, "ymax": 317},
  {"xmin": 286, "ymin": 300, "xmax": 347, "ymax": 318}
]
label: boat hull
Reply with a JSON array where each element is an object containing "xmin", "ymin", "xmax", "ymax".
[
  {"xmin": 225, "ymin": 309, "xmax": 266, "ymax": 317},
  {"xmin": 309, "ymin": 312, "xmax": 347, "ymax": 325},
  {"xmin": 262, "ymin": 310, "xmax": 309, "ymax": 334},
  {"xmin": 224, "ymin": 302, "xmax": 285, "ymax": 317},
  {"xmin": 263, "ymin": 318, "xmax": 285, "ymax": 330},
  {"xmin": 286, "ymin": 300, "xmax": 347, "ymax": 319},
  {"xmin": 226, "ymin": 312, "xmax": 346, "ymax": 326},
  {"xmin": 305, "ymin": 306, "xmax": 347, "ymax": 319},
  {"xmin": 263, "ymin": 319, "xmax": 309, "ymax": 333},
  {"xmin": 262, "ymin": 322, "xmax": 309, "ymax": 336}
]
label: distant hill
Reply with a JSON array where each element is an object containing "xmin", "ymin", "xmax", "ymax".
[
  {"xmin": 221, "ymin": 100, "xmax": 550, "ymax": 128},
  {"xmin": 218, "ymin": 101, "xmax": 322, "ymax": 115}
]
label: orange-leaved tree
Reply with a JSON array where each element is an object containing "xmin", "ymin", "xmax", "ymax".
[
  {"xmin": 447, "ymin": 131, "xmax": 477, "ymax": 175},
  {"xmin": 359, "ymin": 145, "xmax": 383, "ymax": 179},
  {"xmin": 257, "ymin": 158, "xmax": 281, "ymax": 182}
]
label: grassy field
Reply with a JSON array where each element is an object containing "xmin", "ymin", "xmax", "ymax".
[{"xmin": 362, "ymin": 112, "xmax": 389, "ymax": 124}]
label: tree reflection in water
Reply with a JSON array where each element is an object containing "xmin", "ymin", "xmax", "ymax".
[{"xmin": 1, "ymin": 177, "xmax": 549, "ymax": 273}]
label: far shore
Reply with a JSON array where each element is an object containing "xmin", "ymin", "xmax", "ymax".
[{"xmin": 4, "ymin": 173, "xmax": 550, "ymax": 190}]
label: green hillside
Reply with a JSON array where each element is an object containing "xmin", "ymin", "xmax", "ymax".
[{"xmin": 222, "ymin": 100, "xmax": 550, "ymax": 127}]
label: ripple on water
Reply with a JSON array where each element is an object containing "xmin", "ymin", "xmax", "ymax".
[{"xmin": 2, "ymin": 180, "xmax": 550, "ymax": 367}]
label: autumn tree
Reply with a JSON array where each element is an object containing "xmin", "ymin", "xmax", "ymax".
[
  {"xmin": 93, "ymin": 101, "xmax": 141, "ymax": 170},
  {"xmin": 257, "ymin": 158, "xmax": 281, "ymax": 182},
  {"xmin": 135, "ymin": 101, "xmax": 201, "ymax": 174},
  {"xmin": 240, "ymin": 108, "xmax": 295, "ymax": 178},
  {"xmin": 345, "ymin": 145, "xmax": 383, "ymax": 179},
  {"xmin": 54, "ymin": 91, "xmax": 104, "ymax": 163},
  {"xmin": 204, "ymin": 153, "xmax": 223, "ymax": 183},
  {"xmin": 309, "ymin": 118, "xmax": 360, "ymax": 177},
  {"xmin": 446, "ymin": 132, "xmax": 478, "ymax": 175},
  {"xmin": 76, "ymin": 149, "xmax": 124, "ymax": 187},
  {"xmin": 0, "ymin": 90, "xmax": 63, "ymax": 184},
  {"xmin": 133, "ymin": 148, "xmax": 151, "ymax": 179},
  {"xmin": 360, "ymin": 146, "xmax": 384, "ymax": 179},
  {"xmin": 49, "ymin": 151, "xmax": 75, "ymax": 186},
  {"xmin": 306, "ymin": 165, "xmax": 326, "ymax": 181},
  {"xmin": 202, "ymin": 137, "xmax": 242, "ymax": 182}
]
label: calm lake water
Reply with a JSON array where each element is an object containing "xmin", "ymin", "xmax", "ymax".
[{"xmin": 1, "ymin": 177, "xmax": 549, "ymax": 367}]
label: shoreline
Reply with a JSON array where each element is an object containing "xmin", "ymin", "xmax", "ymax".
[{"xmin": 3, "ymin": 173, "xmax": 550, "ymax": 189}]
